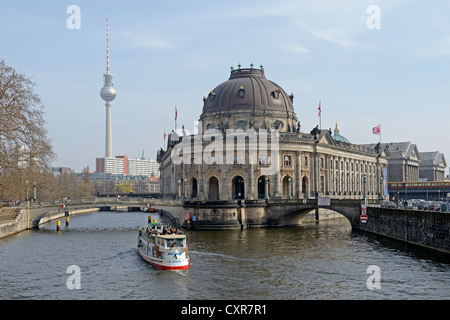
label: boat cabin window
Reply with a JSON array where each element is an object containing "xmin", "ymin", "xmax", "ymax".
[{"xmin": 165, "ymin": 239, "xmax": 185, "ymax": 248}]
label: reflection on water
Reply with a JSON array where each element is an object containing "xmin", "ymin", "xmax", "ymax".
[{"xmin": 0, "ymin": 210, "xmax": 448, "ymax": 299}]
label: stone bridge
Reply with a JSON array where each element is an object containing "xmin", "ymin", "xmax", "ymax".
[
  {"xmin": 181, "ymin": 198, "xmax": 364, "ymax": 230},
  {"xmin": 267, "ymin": 199, "xmax": 362, "ymax": 228}
]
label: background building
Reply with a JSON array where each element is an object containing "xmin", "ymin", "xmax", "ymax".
[
  {"xmin": 363, "ymin": 142, "xmax": 448, "ymax": 183},
  {"xmin": 96, "ymin": 154, "xmax": 159, "ymax": 177},
  {"xmin": 90, "ymin": 172, "xmax": 160, "ymax": 195},
  {"xmin": 419, "ymin": 152, "xmax": 447, "ymax": 181},
  {"xmin": 94, "ymin": 152, "xmax": 160, "ymax": 196}
]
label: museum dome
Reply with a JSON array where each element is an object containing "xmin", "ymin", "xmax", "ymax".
[
  {"xmin": 199, "ymin": 65, "xmax": 298, "ymax": 132},
  {"xmin": 332, "ymin": 122, "xmax": 350, "ymax": 143},
  {"xmin": 201, "ymin": 66, "xmax": 294, "ymax": 115}
]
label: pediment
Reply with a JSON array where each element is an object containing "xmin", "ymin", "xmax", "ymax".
[{"xmin": 318, "ymin": 131, "xmax": 336, "ymax": 145}]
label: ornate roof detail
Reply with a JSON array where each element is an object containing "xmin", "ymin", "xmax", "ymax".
[{"xmin": 331, "ymin": 121, "xmax": 350, "ymax": 143}]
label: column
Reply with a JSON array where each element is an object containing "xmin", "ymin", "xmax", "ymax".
[
  {"xmin": 220, "ymin": 163, "xmax": 228, "ymax": 200},
  {"xmin": 295, "ymin": 151, "xmax": 301, "ymax": 198}
]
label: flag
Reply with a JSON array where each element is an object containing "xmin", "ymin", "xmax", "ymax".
[
  {"xmin": 175, "ymin": 106, "xmax": 178, "ymax": 121},
  {"xmin": 164, "ymin": 130, "xmax": 167, "ymax": 141},
  {"xmin": 318, "ymin": 101, "xmax": 321, "ymax": 117},
  {"xmin": 372, "ymin": 124, "xmax": 381, "ymax": 135}
]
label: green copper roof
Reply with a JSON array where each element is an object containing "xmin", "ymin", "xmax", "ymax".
[{"xmin": 332, "ymin": 122, "xmax": 350, "ymax": 143}]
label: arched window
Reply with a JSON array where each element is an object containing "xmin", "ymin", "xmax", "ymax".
[
  {"xmin": 302, "ymin": 176, "xmax": 309, "ymax": 197},
  {"xmin": 232, "ymin": 176, "xmax": 245, "ymax": 200},
  {"xmin": 191, "ymin": 178, "xmax": 198, "ymax": 198},
  {"xmin": 257, "ymin": 176, "xmax": 270, "ymax": 199}
]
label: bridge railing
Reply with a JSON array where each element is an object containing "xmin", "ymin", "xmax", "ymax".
[{"xmin": 0, "ymin": 208, "xmax": 19, "ymax": 223}]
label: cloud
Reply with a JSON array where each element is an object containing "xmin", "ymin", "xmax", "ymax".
[
  {"xmin": 308, "ymin": 28, "xmax": 357, "ymax": 48},
  {"xmin": 284, "ymin": 43, "xmax": 311, "ymax": 54}
]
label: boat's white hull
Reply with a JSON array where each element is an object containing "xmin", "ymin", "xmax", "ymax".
[{"xmin": 137, "ymin": 246, "xmax": 190, "ymax": 270}]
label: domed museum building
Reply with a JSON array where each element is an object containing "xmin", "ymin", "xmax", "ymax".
[{"xmin": 157, "ymin": 66, "xmax": 389, "ymax": 229}]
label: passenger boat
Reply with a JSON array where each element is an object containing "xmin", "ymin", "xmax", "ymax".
[{"xmin": 137, "ymin": 220, "xmax": 190, "ymax": 270}]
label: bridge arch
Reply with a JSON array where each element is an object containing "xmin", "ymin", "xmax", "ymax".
[{"xmin": 277, "ymin": 200, "xmax": 361, "ymax": 228}]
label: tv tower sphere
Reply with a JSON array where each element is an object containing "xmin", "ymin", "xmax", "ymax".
[{"xmin": 100, "ymin": 73, "xmax": 117, "ymax": 102}]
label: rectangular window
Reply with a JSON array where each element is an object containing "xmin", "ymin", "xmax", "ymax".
[
  {"xmin": 259, "ymin": 155, "xmax": 270, "ymax": 166},
  {"xmin": 284, "ymin": 155, "xmax": 292, "ymax": 166},
  {"xmin": 207, "ymin": 156, "xmax": 216, "ymax": 165},
  {"xmin": 303, "ymin": 156, "xmax": 308, "ymax": 167}
]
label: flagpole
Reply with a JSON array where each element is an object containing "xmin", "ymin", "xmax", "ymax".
[
  {"xmin": 164, "ymin": 131, "xmax": 167, "ymax": 151},
  {"xmin": 379, "ymin": 124, "xmax": 381, "ymax": 144},
  {"xmin": 318, "ymin": 100, "xmax": 321, "ymax": 130}
]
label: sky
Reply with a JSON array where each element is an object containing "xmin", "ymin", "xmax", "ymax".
[{"xmin": 1, "ymin": 0, "xmax": 449, "ymax": 175}]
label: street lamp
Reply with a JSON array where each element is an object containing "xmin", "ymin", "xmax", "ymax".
[
  {"xmin": 404, "ymin": 182, "xmax": 407, "ymax": 201},
  {"xmin": 25, "ymin": 180, "xmax": 29, "ymax": 202},
  {"xmin": 378, "ymin": 175, "xmax": 383, "ymax": 203},
  {"xmin": 362, "ymin": 175, "xmax": 366, "ymax": 202}
]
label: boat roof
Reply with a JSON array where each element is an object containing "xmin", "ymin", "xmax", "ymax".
[
  {"xmin": 156, "ymin": 234, "xmax": 186, "ymax": 239},
  {"xmin": 148, "ymin": 222, "xmax": 164, "ymax": 226}
]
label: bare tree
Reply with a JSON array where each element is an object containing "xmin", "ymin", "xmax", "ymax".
[{"xmin": 0, "ymin": 59, "xmax": 55, "ymax": 200}]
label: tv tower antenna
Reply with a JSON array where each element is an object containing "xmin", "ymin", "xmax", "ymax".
[{"xmin": 100, "ymin": 18, "xmax": 116, "ymax": 158}]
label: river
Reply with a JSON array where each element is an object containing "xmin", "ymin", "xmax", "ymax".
[{"xmin": 0, "ymin": 209, "xmax": 449, "ymax": 300}]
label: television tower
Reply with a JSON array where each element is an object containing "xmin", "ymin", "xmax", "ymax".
[{"xmin": 100, "ymin": 18, "xmax": 116, "ymax": 158}]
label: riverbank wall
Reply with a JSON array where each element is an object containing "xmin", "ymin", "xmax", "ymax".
[
  {"xmin": 0, "ymin": 207, "xmax": 28, "ymax": 239},
  {"xmin": 360, "ymin": 207, "xmax": 450, "ymax": 255}
]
